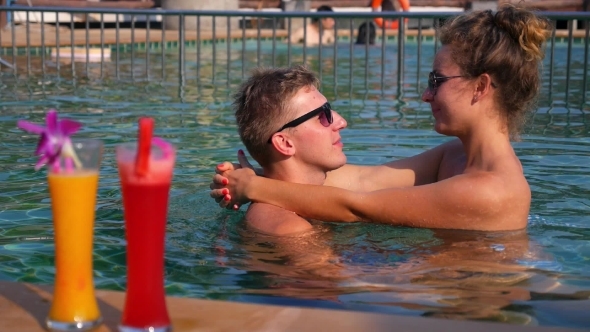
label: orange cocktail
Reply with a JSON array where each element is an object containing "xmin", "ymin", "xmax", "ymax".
[
  {"xmin": 48, "ymin": 171, "xmax": 100, "ymax": 323},
  {"xmin": 46, "ymin": 139, "xmax": 103, "ymax": 331}
]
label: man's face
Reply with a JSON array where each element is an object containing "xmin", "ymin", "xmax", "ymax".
[
  {"xmin": 321, "ymin": 17, "xmax": 335, "ymax": 30},
  {"xmin": 284, "ymin": 86, "xmax": 347, "ymax": 172}
]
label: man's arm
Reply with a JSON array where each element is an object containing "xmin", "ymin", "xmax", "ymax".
[{"xmin": 245, "ymin": 203, "xmax": 312, "ymax": 236}]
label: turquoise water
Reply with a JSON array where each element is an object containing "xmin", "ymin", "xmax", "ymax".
[{"xmin": 1, "ymin": 39, "xmax": 590, "ymax": 328}]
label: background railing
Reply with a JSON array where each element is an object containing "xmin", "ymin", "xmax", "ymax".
[{"xmin": 0, "ymin": 7, "xmax": 589, "ymax": 107}]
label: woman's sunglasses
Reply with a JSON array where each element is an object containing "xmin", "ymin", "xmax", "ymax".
[
  {"xmin": 428, "ymin": 71, "xmax": 463, "ymax": 95},
  {"xmin": 268, "ymin": 102, "xmax": 333, "ymax": 143},
  {"xmin": 428, "ymin": 71, "xmax": 497, "ymax": 96}
]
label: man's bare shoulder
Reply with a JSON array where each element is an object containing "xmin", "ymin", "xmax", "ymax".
[{"xmin": 245, "ymin": 203, "xmax": 313, "ymax": 236}]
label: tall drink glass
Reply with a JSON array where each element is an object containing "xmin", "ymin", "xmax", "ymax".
[
  {"xmin": 46, "ymin": 139, "xmax": 103, "ymax": 331},
  {"xmin": 116, "ymin": 141, "xmax": 174, "ymax": 332}
]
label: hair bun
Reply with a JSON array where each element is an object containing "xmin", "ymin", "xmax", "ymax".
[{"xmin": 493, "ymin": 5, "xmax": 551, "ymax": 61}]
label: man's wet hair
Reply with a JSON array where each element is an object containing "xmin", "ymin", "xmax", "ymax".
[{"xmin": 312, "ymin": 5, "xmax": 334, "ymax": 23}]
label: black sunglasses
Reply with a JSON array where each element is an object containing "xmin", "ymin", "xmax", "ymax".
[
  {"xmin": 268, "ymin": 102, "xmax": 333, "ymax": 143},
  {"xmin": 428, "ymin": 71, "xmax": 497, "ymax": 96},
  {"xmin": 428, "ymin": 71, "xmax": 463, "ymax": 95}
]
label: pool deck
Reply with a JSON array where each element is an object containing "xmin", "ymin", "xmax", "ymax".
[
  {"xmin": 0, "ymin": 24, "xmax": 425, "ymax": 49},
  {"xmin": 0, "ymin": 280, "xmax": 584, "ymax": 332},
  {"xmin": 1, "ymin": 23, "xmax": 586, "ymax": 49}
]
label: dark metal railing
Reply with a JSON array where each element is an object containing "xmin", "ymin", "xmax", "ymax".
[{"xmin": 0, "ymin": 6, "xmax": 589, "ymax": 106}]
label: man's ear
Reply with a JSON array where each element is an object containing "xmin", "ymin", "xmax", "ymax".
[{"xmin": 269, "ymin": 132, "xmax": 296, "ymax": 156}]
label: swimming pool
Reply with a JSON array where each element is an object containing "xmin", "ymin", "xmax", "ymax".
[{"xmin": 1, "ymin": 39, "xmax": 589, "ymax": 329}]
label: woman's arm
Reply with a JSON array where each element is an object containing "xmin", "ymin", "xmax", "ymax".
[
  {"xmin": 324, "ymin": 139, "xmax": 454, "ymax": 191},
  {"xmin": 210, "ymin": 140, "xmax": 454, "ymax": 206},
  {"xmin": 223, "ymin": 167, "xmax": 527, "ymax": 231}
]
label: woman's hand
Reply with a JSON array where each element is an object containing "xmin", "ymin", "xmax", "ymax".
[
  {"xmin": 210, "ymin": 162, "xmax": 236, "ymax": 208},
  {"xmin": 209, "ymin": 150, "xmax": 255, "ymax": 209},
  {"xmin": 220, "ymin": 167, "xmax": 257, "ymax": 208}
]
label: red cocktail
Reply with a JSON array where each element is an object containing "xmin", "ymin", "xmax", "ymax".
[{"xmin": 116, "ymin": 120, "xmax": 175, "ymax": 332}]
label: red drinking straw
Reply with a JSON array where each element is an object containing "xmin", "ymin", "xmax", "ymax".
[{"xmin": 135, "ymin": 117, "xmax": 154, "ymax": 177}]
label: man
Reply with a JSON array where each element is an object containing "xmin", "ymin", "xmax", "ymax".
[
  {"xmin": 288, "ymin": 5, "xmax": 336, "ymax": 46},
  {"xmin": 228, "ymin": 65, "xmax": 347, "ymax": 236}
]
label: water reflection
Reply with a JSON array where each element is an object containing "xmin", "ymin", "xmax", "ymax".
[{"xmin": 229, "ymin": 225, "xmax": 583, "ymax": 324}]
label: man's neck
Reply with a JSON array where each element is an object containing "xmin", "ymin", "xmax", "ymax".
[
  {"xmin": 309, "ymin": 22, "xmax": 321, "ymax": 34},
  {"xmin": 262, "ymin": 162, "xmax": 326, "ymax": 186}
]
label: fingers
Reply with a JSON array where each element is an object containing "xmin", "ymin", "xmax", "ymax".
[
  {"xmin": 210, "ymin": 174, "xmax": 229, "ymax": 190},
  {"xmin": 237, "ymin": 149, "xmax": 254, "ymax": 170},
  {"xmin": 215, "ymin": 161, "xmax": 237, "ymax": 174},
  {"xmin": 211, "ymin": 189, "xmax": 242, "ymax": 210},
  {"xmin": 219, "ymin": 193, "xmax": 231, "ymax": 209},
  {"xmin": 211, "ymin": 150, "xmax": 251, "ymax": 210},
  {"xmin": 213, "ymin": 190, "xmax": 241, "ymax": 210},
  {"xmin": 210, "ymin": 188, "xmax": 227, "ymax": 199},
  {"xmin": 217, "ymin": 198, "xmax": 241, "ymax": 210}
]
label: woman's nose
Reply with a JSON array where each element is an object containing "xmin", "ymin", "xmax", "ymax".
[{"xmin": 422, "ymin": 87, "xmax": 435, "ymax": 102}]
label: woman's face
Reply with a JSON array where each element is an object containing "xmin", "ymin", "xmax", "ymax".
[{"xmin": 422, "ymin": 46, "xmax": 477, "ymax": 136}]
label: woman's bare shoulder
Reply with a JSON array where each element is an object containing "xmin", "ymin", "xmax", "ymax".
[{"xmin": 465, "ymin": 164, "xmax": 531, "ymax": 229}]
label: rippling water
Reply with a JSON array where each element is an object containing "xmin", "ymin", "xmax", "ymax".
[{"xmin": 1, "ymin": 40, "xmax": 589, "ymax": 328}]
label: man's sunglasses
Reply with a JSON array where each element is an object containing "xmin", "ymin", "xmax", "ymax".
[
  {"xmin": 428, "ymin": 71, "xmax": 497, "ymax": 96},
  {"xmin": 268, "ymin": 102, "xmax": 333, "ymax": 143}
]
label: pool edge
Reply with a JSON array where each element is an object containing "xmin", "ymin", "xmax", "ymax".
[{"xmin": 0, "ymin": 280, "xmax": 583, "ymax": 332}]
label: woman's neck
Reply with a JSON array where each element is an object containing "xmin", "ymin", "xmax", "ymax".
[{"xmin": 459, "ymin": 112, "xmax": 512, "ymax": 169}]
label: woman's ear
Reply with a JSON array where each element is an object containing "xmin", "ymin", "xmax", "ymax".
[{"xmin": 473, "ymin": 73, "xmax": 494, "ymax": 103}]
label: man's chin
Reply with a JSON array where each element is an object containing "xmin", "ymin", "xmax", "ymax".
[{"xmin": 333, "ymin": 157, "xmax": 348, "ymax": 170}]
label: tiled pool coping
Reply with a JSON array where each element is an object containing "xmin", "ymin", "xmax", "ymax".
[{"xmin": 0, "ymin": 281, "xmax": 584, "ymax": 332}]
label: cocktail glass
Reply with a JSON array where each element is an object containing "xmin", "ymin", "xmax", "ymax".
[
  {"xmin": 116, "ymin": 140, "xmax": 174, "ymax": 332},
  {"xmin": 46, "ymin": 138, "xmax": 103, "ymax": 331}
]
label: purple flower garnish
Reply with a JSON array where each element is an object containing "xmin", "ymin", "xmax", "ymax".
[{"xmin": 17, "ymin": 110, "xmax": 82, "ymax": 172}]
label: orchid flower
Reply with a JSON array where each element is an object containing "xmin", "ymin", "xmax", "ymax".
[{"xmin": 17, "ymin": 110, "xmax": 82, "ymax": 172}]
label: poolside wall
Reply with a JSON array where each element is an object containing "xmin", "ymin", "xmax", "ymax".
[{"xmin": 1, "ymin": 281, "xmax": 585, "ymax": 332}]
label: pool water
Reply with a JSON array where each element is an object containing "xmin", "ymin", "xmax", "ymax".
[{"xmin": 1, "ymin": 40, "xmax": 590, "ymax": 329}]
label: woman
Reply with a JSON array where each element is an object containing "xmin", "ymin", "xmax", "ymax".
[{"xmin": 210, "ymin": 5, "xmax": 551, "ymax": 231}]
